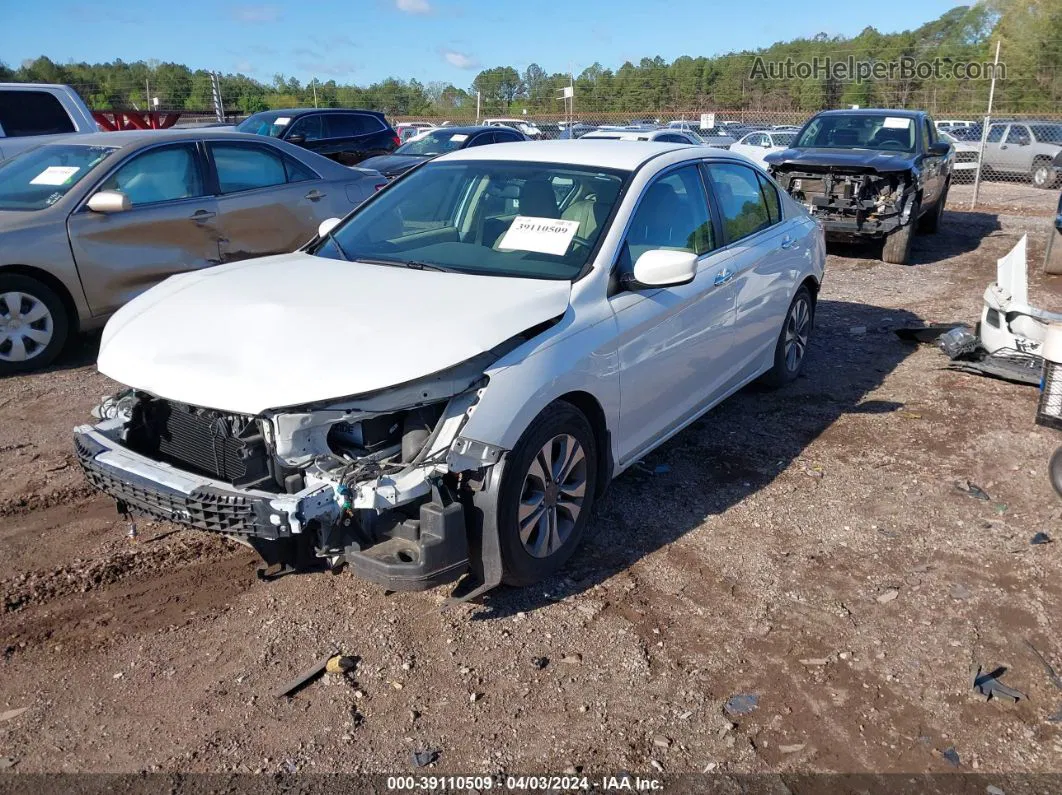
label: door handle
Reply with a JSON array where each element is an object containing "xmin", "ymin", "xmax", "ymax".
[
  {"xmin": 780, "ymin": 235, "xmax": 797, "ymax": 250},
  {"xmin": 714, "ymin": 268, "xmax": 734, "ymax": 287},
  {"xmin": 305, "ymin": 189, "xmax": 326, "ymax": 200},
  {"xmin": 190, "ymin": 210, "xmax": 216, "ymax": 223}
]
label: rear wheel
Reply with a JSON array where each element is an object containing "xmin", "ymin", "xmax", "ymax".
[
  {"xmin": 761, "ymin": 285, "xmax": 814, "ymax": 388},
  {"xmin": 882, "ymin": 199, "xmax": 920, "ymax": 265},
  {"xmin": 1032, "ymin": 157, "xmax": 1059, "ymax": 189},
  {"xmin": 1049, "ymin": 446, "xmax": 1062, "ymax": 500},
  {"xmin": 496, "ymin": 401, "xmax": 598, "ymax": 586},
  {"xmin": 0, "ymin": 274, "xmax": 69, "ymax": 375}
]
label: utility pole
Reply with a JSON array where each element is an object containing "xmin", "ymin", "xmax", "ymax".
[
  {"xmin": 971, "ymin": 39, "xmax": 1001, "ymax": 210},
  {"xmin": 312, "ymin": 78, "xmax": 319, "ymax": 108},
  {"xmin": 476, "ymin": 90, "xmax": 481, "ymax": 123}
]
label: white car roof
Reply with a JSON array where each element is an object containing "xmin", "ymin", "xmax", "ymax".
[{"xmin": 436, "ymin": 139, "xmax": 700, "ymax": 170}]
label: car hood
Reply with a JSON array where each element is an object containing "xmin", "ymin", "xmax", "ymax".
[
  {"xmin": 357, "ymin": 153, "xmax": 432, "ymax": 176},
  {"xmin": 97, "ymin": 252, "xmax": 572, "ymax": 415},
  {"xmin": 765, "ymin": 147, "xmax": 918, "ymax": 172}
]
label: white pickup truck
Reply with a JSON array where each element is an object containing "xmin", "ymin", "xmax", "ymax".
[{"xmin": 0, "ymin": 83, "xmax": 98, "ymax": 161}]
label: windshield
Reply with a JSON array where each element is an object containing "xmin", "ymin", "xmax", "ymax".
[
  {"xmin": 0, "ymin": 144, "xmax": 118, "ymax": 211},
  {"xmin": 234, "ymin": 111, "xmax": 294, "ymax": 138},
  {"xmin": 395, "ymin": 130, "xmax": 473, "ymax": 156},
  {"xmin": 795, "ymin": 113, "xmax": 917, "ymax": 152},
  {"xmin": 313, "ymin": 160, "xmax": 628, "ymax": 280}
]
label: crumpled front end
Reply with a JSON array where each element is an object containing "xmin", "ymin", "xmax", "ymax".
[
  {"xmin": 770, "ymin": 166, "xmax": 916, "ymax": 239},
  {"xmin": 74, "ymin": 349, "xmax": 517, "ymax": 591}
]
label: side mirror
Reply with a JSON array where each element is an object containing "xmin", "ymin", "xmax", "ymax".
[
  {"xmin": 929, "ymin": 142, "xmax": 951, "ymax": 156},
  {"xmin": 87, "ymin": 190, "xmax": 131, "ymax": 214},
  {"xmin": 287, "ymin": 133, "xmax": 306, "ymax": 145},
  {"xmin": 318, "ymin": 217, "xmax": 342, "ymax": 239},
  {"xmin": 629, "ymin": 249, "xmax": 698, "ymax": 288},
  {"xmin": 762, "ymin": 140, "xmax": 772, "ymax": 148}
]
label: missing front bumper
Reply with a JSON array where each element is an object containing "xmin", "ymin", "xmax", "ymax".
[{"xmin": 74, "ymin": 427, "xmax": 471, "ymax": 591}]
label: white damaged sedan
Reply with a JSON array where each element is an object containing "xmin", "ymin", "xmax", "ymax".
[{"xmin": 75, "ymin": 140, "xmax": 824, "ymax": 595}]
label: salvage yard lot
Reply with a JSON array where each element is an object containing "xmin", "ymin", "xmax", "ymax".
[{"xmin": 1, "ymin": 184, "xmax": 1061, "ymax": 775}]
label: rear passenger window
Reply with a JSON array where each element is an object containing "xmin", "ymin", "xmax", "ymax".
[
  {"xmin": 756, "ymin": 173, "xmax": 782, "ymax": 224},
  {"xmin": 705, "ymin": 163, "xmax": 774, "ymax": 242},
  {"xmin": 626, "ymin": 166, "xmax": 715, "ymax": 261},
  {"xmin": 211, "ymin": 145, "xmax": 287, "ymax": 193},
  {"xmin": 284, "ymin": 156, "xmax": 317, "ymax": 183},
  {"xmin": 327, "ymin": 114, "xmax": 381, "ymax": 138},
  {"xmin": 0, "ymin": 90, "xmax": 76, "ymax": 137}
]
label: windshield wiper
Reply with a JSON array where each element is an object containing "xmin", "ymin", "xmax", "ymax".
[
  {"xmin": 322, "ymin": 228, "xmax": 350, "ymax": 261},
  {"xmin": 351, "ymin": 256, "xmax": 451, "ymax": 272}
]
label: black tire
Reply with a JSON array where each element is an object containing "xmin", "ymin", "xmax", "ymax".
[
  {"xmin": 1032, "ymin": 157, "xmax": 1059, "ymax": 190},
  {"xmin": 1050, "ymin": 446, "xmax": 1062, "ymax": 500},
  {"xmin": 918, "ymin": 181, "xmax": 949, "ymax": 234},
  {"xmin": 0, "ymin": 274, "xmax": 70, "ymax": 375},
  {"xmin": 882, "ymin": 199, "xmax": 920, "ymax": 265},
  {"xmin": 760, "ymin": 285, "xmax": 814, "ymax": 388},
  {"xmin": 496, "ymin": 401, "xmax": 598, "ymax": 586}
]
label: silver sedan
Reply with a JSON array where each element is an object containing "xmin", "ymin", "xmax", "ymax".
[{"xmin": 0, "ymin": 129, "xmax": 385, "ymax": 374}]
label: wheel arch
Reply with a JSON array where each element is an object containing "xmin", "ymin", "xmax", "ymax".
[
  {"xmin": 0, "ymin": 264, "xmax": 81, "ymax": 333},
  {"xmin": 555, "ymin": 390, "xmax": 613, "ymax": 497}
]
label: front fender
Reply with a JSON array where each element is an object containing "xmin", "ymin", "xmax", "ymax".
[{"xmin": 451, "ymin": 313, "xmax": 620, "ymax": 466}]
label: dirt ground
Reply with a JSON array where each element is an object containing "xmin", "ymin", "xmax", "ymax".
[{"xmin": 1, "ymin": 183, "xmax": 1062, "ymax": 781}]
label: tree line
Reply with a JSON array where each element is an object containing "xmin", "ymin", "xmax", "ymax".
[{"xmin": 2, "ymin": 1, "xmax": 1059, "ymax": 118}]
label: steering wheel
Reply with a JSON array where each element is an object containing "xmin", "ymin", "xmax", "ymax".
[{"xmin": 876, "ymin": 140, "xmax": 906, "ymax": 151}]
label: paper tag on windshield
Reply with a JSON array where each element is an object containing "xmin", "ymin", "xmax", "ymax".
[
  {"xmin": 273, "ymin": 117, "xmax": 291, "ymax": 126},
  {"xmin": 498, "ymin": 216, "xmax": 580, "ymax": 256},
  {"xmin": 883, "ymin": 117, "xmax": 911, "ymax": 129},
  {"xmin": 30, "ymin": 166, "xmax": 80, "ymax": 186},
  {"xmin": 450, "ymin": 133, "xmax": 469, "ymax": 142}
]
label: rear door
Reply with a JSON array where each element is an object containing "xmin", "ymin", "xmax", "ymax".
[
  {"xmin": 206, "ymin": 140, "xmax": 330, "ymax": 260},
  {"xmin": 1000, "ymin": 124, "xmax": 1033, "ymax": 174},
  {"xmin": 320, "ymin": 113, "xmax": 392, "ymax": 165},
  {"xmin": 66, "ymin": 142, "xmax": 221, "ymax": 316},
  {"xmin": 703, "ymin": 161, "xmax": 804, "ymax": 378}
]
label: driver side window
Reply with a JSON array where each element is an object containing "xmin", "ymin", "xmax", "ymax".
[
  {"xmin": 288, "ymin": 115, "xmax": 325, "ymax": 141},
  {"xmin": 986, "ymin": 125, "xmax": 1005, "ymax": 143},
  {"xmin": 626, "ymin": 166, "xmax": 715, "ymax": 263},
  {"xmin": 99, "ymin": 144, "xmax": 205, "ymax": 207}
]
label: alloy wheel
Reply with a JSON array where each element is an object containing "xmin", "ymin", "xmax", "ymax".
[
  {"xmin": 518, "ymin": 433, "xmax": 588, "ymax": 558},
  {"xmin": 0, "ymin": 291, "xmax": 54, "ymax": 363},
  {"xmin": 784, "ymin": 295, "xmax": 811, "ymax": 372}
]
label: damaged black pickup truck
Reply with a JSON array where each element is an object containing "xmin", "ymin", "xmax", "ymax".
[{"xmin": 765, "ymin": 109, "xmax": 953, "ymax": 265}]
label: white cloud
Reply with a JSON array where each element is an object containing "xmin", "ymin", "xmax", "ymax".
[
  {"xmin": 442, "ymin": 49, "xmax": 478, "ymax": 69},
  {"xmin": 396, "ymin": 0, "xmax": 431, "ymax": 14},
  {"xmin": 234, "ymin": 60, "xmax": 256, "ymax": 74},
  {"xmin": 231, "ymin": 4, "xmax": 281, "ymax": 22}
]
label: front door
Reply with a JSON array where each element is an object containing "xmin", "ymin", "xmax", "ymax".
[
  {"xmin": 67, "ymin": 142, "xmax": 221, "ymax": 316},
  {"xmin": 609, "ymin": 164, "xmax": 738, "ymax": 465}
]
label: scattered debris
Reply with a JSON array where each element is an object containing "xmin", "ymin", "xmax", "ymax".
[
  {"xmin": 0, "ymin": 757, "xmax": 16, "ymax": 770},
  {"xmin": 986, "ymin": 786, "xmax": 1005, "ymax": 795},
  {"xmin": 950, "ymin": 584, "xmax": 974, "ymax": 600},
  {"xmin": 876, "ymin": 589, "xmax": 900, "ymax": 604},
  {"xmin": 799, "ymin": 657, "xmax": 830, "ymax": 666},
  {"xmin": 1031, "ymin": 532, "xmax": 1052, "ymax": 545},
  {"xmin": 898, "ymin": 410, "xmax": 923, "ymax": 420},
  {"xmin": 652, "ymin": 736, "xmax": 672, "ymax": 749},
  {"xmin": 942, "ymin": 746, "xmax": 961, "ymax": 767},
  {"xmin": 955, "ymin": 481, "xmax": 991, "ymax": 501},
  {"xmin": 532, "ymin": 656, "xmax": 549, "ymax": 669},
  {"xmin": 273, "ymin": 648, "xmax": 340, "ymax": 699},
  {"xmin": 779, "ymin": 743, "xmax": 806, "ymax": 754},
  {"xmin": 0, "ymin": 707, "xmax": 29, "ymax": 723},
  {"xmin": 937, "ymin": 327, "xmax": 981, "ymax": 359},
  {"xmin": 971, "ymin": 664, "xmax": 1026, "ymax": 703},
  {"xmin": 411, "ymin": 748, "xmax": 439, "ymax": 768},
  {"xmin": 560, "ymin": 653, "xmax": 583, "ymax": 665},
  {"xmin": 895, "ymin": 324, "xmax": 969, "ymax": 344},
  {"xmin": 649, "ymin": 759, "xmax": 664, "ymax": 773},
  {"xmin": 325, "ymin": 655, "xmax": 357, "ymax": 674},
  {"xmin": 723, "ymin": 693, "xmax": 759, "ymax": 717},
  {"xmin": 469, "ymin": 692, "xmax": 481, "ymax": 703},
  {"xmin": 1023, "ymin": 639, "xmax": 1062, "ymax": 691}
]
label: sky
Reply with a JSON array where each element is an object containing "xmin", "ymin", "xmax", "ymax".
[{"xmin": 0, "ymin": 0, "xmax": 969, "ymax": 87}]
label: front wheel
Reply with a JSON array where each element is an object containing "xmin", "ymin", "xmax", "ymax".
[
  {"xmin": 1049, "ymin": 446, "xmax": 1062, "ymax": 500},
  {"xmin": 496, "ymin": 401, "xmax": 598, "ymax": 586},
  {"xmin": 882, "ymin": 200, "xmax": 920, "ymax": 265},
  {"xmin": 0, "ymin": 274, "xmax": 70, "ymax": 375},
  {"xmin": 760, "ymin": 285, "xmax": 814, "ymax": 388}
]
